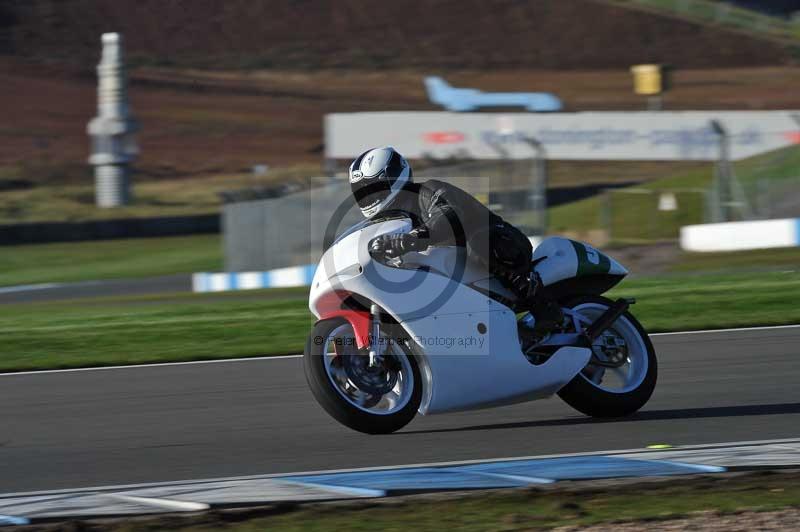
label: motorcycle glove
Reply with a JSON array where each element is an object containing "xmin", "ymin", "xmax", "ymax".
[{"xmin": 372, "ymin": 233, "xmax": 424, "ymax": 258}]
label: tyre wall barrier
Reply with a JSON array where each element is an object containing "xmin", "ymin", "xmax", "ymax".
[{"xmin": 192, "ymin": 264, "xmax": 315, "ymax": 292}]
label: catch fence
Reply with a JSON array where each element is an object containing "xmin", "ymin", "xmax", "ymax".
[{"xmin": 224, "ymin": 159, "xmax": 543, "ymax": 271}]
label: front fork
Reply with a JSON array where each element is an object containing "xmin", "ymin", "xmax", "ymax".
[{"xmin": 368, "ymin": 303, "xmax": 384, "ymax": 367}]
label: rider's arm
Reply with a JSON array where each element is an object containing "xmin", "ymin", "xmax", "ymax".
[
  {"xmin": 418, "ymin": 180, "xmax": 491, "ymax": 248},
  {"xmin": 377, "ymin": 180, "xmax": 499, "ymax": 257}
]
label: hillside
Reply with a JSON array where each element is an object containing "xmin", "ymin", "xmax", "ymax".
[
  {"xmin": 0, "ymin": 0, "xmax": 791, "ymax": 70},
  {"xmin": 0, "ymin": 0, "xmax": 797, "ymax": 227},
  {"xmin": 1, "ymin": 61, "xmax": 798, "ymax": 181}
]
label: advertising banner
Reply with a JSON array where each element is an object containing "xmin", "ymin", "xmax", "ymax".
[{"xmin": 325, "ymin": 111, "xmax": 800, "ymax": 161}]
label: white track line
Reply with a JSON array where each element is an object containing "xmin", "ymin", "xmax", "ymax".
[
  {"xmin": 650, "ymin": 323, "xmax": 800, "ymax": 336},
  {"xmin": 0, "ymin": 354, "xmax": 303, "ymax": 377},
  {"xmin": 104, "ymin": 494, "xmax": 209, "ymax": 512},
  {"xmin": 0, "ymin": 283, "xmax": 61, "ymax": 295},
  {"xmin": 1, "ymin": 323, "xmax": 798, "ymax": 377}
]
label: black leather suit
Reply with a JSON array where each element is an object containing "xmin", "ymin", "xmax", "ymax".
[{"xmin": 383, "ymin": 179, "xmax": 533, "ymax": 294}]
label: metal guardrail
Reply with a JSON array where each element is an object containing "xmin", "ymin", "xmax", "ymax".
[{"xmin": 610, "ymin": 0, "xmax": 800, "ymax": 43}]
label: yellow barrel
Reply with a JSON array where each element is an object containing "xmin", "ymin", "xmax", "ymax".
[{"xmin": 630, "ymin": 64, "xmax": 663, "ymax": 95}]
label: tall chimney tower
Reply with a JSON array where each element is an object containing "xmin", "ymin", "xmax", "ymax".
[{"xmin": 87, "ymin": 33, "xmax": 138, "ymax": 207}]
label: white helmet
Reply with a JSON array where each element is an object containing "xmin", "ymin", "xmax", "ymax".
[{"xmin": 349, "ymin": 146, "xmax": 413, "ymax": 218}]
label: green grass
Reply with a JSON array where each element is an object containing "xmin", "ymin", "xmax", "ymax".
[
  {"xmin": 0, "ymin": 288, "xmax": 310, "ymax": 371},
  {"xmin": 0, "ymin": 234, "xmax": 222, "ymax": 287},
  {"xmin": 738, "ymin": 144, "xmax": 800, "ymax": 186},
  {"xmin": 0, "ymin": 164, "xmax": 321, "ymax": 224},
  {"xmin": 2, "ymin": 271, "xmax": 800, "ymax": 372},
  {"xmin": 612, "ymin": 0, "xmax": 800, "ymax": 43},
  {"xmin": 609, "ymin": 270, "xmax": 800, "ymax": 332},
  {"xmin": 9, "ymin": 224, "xmax": 787, "ymax": 291},
  {"xmin": 110, "ymin": 472, "xmax": 800, "ymax": 531},
  {"xmin": 548, "ymin": 145, "xmax": 800, "ymax": 243},
  {"xmin": 671, "ymin": 246, "xmax": 800, "ymax": 274},
  {"xmin": 548, "ymin": 164, "xmax": 712, "ymax": 242}
]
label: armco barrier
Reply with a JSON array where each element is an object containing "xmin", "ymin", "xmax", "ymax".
[
  {"xmin": 0, "ymin": 214, "xmax": 219, "ymax": 245},
  {"xmin": 680, "ymin": 218, "xmax": 800, "ymax": 252}
]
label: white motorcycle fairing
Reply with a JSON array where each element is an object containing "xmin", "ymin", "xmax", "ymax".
[{"xmin": 309, "ymin": 218, "xmax": 591, "ymax": 415}]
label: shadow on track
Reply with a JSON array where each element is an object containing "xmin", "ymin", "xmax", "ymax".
[{"xmin": 400, "ymin": 402, "xmax": 800, "ymax": 435}]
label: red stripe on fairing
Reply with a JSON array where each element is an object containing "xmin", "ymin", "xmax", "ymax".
[{"xmin": 320, "ymin": 310, "xmax": 371, "ymax": 349}]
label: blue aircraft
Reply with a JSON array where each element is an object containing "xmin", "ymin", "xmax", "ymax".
[{"xmin": 424, "ymin": 76, "xmax": 562, "ymax": 112}]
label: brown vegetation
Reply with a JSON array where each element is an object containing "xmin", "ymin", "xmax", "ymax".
[
  {"xmin": 1, "ymin": 60, "xmax": 798, "ymax": 180},
  {"xmin": 1, "ymin": 0, "xmax": 791, "ymax": 70},
  {"xmin": 0, "ymin": 0, "xmax": 795, "ymax": 182}
]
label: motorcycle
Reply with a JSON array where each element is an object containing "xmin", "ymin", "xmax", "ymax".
[{"xmin": 304, "ymin": 214, "xmax": 657, "ymax": 434}]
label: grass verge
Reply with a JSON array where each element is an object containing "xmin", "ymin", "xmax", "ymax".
[
  {"xmin": 0, "ymin": 165, "xmax": 320, "ymax": 225},
  {"xmin": 0, "ymin": 288, "xmax": 309, "ymax": 371},
  {"xmin": 2, "ymin": 271, "xmax": 800, "ymax": 372},
  {"xmin": 4, "ymin": 215, "xmax": 799, "ymax": 290},
  {"xmin": 613, "ymin": 0, "xmax": 800, "ymax": 43},
  {"xmin": 608, "ymin": 270, "xmax": 800, "ymax": 332},
  {"xmin": 670, "ymin": 246, "xmax": 800, "ymax": 274},
  {"xmin": 69, "ymin": 472, "xmax": 800, "ymax": 531},
  {"xmin": 0, "ymin": 234, "xmax": 221, "ymax": 287},
  {"xmin": 549, "ymin": 145, "xmax": 800, "ymax": 244}
]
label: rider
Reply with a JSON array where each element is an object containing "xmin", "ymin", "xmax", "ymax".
[{"xmin": 348, "ymin": 145, "xmax": 543, "ymax": 309}]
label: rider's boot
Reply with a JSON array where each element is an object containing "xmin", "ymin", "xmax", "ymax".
[
  {"xmin": 530, "ymin": 298, "xmax": 564, "ymax": 335},
  {"xmin": 511, "ymin": 271, "xmax": 564, "ymax": 335}
]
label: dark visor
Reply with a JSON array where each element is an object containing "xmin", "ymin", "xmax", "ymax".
[{"xmin": 351, "ymin": 176, "xmax": 391, "ymax": 209}]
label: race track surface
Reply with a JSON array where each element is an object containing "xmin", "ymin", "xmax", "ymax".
[
  {"xmin": 3, "ymin": 327, "xmax": 800, "ymax": 493},
  {"xmin": 0, "ymin": 274, "xmax": 191, "ymax": 304}
]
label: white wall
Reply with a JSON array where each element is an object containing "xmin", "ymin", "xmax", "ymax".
[{"xmin": 681, "ymin": 218, "xmax": 800, "ymax": 252}]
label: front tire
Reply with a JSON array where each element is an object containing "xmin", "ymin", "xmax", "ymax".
[
  {"xmin": 304, "ymin": 318, "xmax": 422, "ymax": 434},
  {"xmin": 557, "ymin": 295, "xmax": 657, "ymax": 418}
]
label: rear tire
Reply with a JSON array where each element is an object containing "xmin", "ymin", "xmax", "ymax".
[
  {"xmin": 557, "ymin": 295, "xmax": 657, "ymax": 418},
  {"xmin": 304, "ymin": 318, "xmax": 422, "ymax": 434}
]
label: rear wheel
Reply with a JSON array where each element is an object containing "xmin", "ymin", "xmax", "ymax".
[
  {"xmin": 557, "ymin": 295, "xmax": 657, "ymax": 418},
  {"xmin": 303, "ymin": 318, "xmax": 422, "ymax": 434}
]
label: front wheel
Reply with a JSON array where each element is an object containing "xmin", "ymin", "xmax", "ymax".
[
  {"xmin": 303, "ymin": 318, "xmax": 422, "ymax": 434},
  {"xmin": 557, "ymin": 295, "xmax": 657, "ymax": 418}
]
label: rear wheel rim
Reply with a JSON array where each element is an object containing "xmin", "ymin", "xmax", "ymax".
[
  {"xmin": 568, "ymin": 303, "xmax": 649, "ymax": 394},
  {"xmin": 322, "ymin": 324, "xmax": 415, "ymax": 415}
]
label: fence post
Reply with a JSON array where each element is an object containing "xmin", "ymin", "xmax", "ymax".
[
  {"xmin": 710, "ymin": 120, "xmax": 734, "ymax": 222},
  {"xmin": 523, "ymin": 136, "xmax": 548, "ymax": 237}
]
